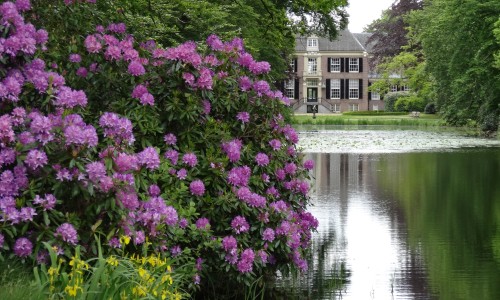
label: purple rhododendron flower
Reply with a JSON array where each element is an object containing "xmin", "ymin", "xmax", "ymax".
[
  {"xmin": 13, "ymin": 237, "xmax": 32, "ymax": 257},
  {"xmin": 137, "ymin": 147, "xmax": 160, "ymax": 170},
  {"xmin": 197, "ymin": 68, "xmax": 213, "ymax": 90},
  {"xmin": 236, "ymin": 112, "xmax": 250, "ymax": 123},
  {"xmin": 196, "ymin": 217, "xmax": 210, "ymax": 230},
  {"xmin": 303, "ymin": 159, "xmax": 314, "ymax": 170},
  {"xmin": 222, "ymin": 235, "xmax": 237, "ymax": 252},
  {"xmin": 177, "ymin": 168, "xmax": 187, "ymax": 180},
  {"xmin": 164, "ymin": 149, "xmax": 179, "ymax": 165},
  {"xmin": 269, "ymin": 139, "xmax": 281, "ymax": 150},
  {"xmin": 69, "ymin": 53, "xmax": 81, "ymax": 63},
  {"xmin": 237, "ymin": 248, "xmax": 255, "ymax": 273},
  {"xmin": 238, "ymin": 76, "xmax": 252, "ymax": 91},
  {"xmin": 148, "ymin": 184, "xmax": 160, "ymax": 197},
  {"xmin": 128, "ymin": 60, "xmax": 145, "ymax": 76},
  {"xmin": 255, "ymin": 153, "xmax": 269, "ymax": 166},
  {"xmin": 33, "ymin": 194, "xmax": 57, "ymax": 211},
  {"xmin": 164, "ymin": 133, "xmax": 177, "ymax": 145},
  {"xmin": 190, "ymin": 179, "xmax": 205, "ymax": 196},
  {"xmin": 55, "ymin": 223, "xmax": 78, "ymax": 245},
  {"xmin": 231, "ymin": 216, "xmax": 249, "ymax": 234},
  {"xmin": 76, "ymin": 67, "xmax": 88, "ymax": 77},
  {"xmin": 227, "ymin": 165, "xmax": 251, "ymax": 187},
  {"xmin": 221, "ymin": 139, "xmax": 242, "ymax": 162},
  {"xmin": 262, "ymin": 228, "xmax": 275, "ymax": 242},
  {"xmin": 183, "ymin": 152, "xmax": 198, "ymax": 167},
  {"xmin": 0, "ymin": 233, "xmax": 4, "ymax": 248},
  {"xmin": 25, "ymin": 149, "xmax": 48, "ymax": 170}
]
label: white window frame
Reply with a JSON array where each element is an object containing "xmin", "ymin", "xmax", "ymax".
[
  {"xmin": 330, "ymin": 79, "xmax": 340, "ymax": 99},
  {"xmin": 332, "ymin": 103, "xmax": 341, "ymax": 112},
  {"xmin": 349, "ymin": 58, "xmax": 359, "ymax": 73},
  {"xmin": 349, "ymin": 80, "xmax": 359, "ymax": 99},
  {"xmin": 285, "ymin": 79, "xmax": 295, "ymax": 99},
  {"xmin": 330, "ymin": 58, "xmax": 341, "ymax": 73},
  {"xmin": 390, "ymin": 85, "xmax": 398, "ymax": 92},
  {"xmin": 373, "ymin": 104, "xmax": 379, "ymax": 111},
  {"xmin": 349, "ymin": 104, "xmax": 359, "ymax": 111},
  {"xmin": 306, "ymin": 79, "xmax": 318, "ymax": 87},
  {"xmin": 402, "ymin": 84, "xmax": 410, "ymax": 91},
  {"xmin": 371, "ymin": 91, "xmax": 380, "ymax": 100},
  {"xmin": 307, "ymin": 58, "xmax": 317, "ymax": 75},
  {"xmin": 290, "ymin": 59, "xmax": 295, "ymax": 72},
  {"xmin": 307, "ymin": 38, "xmax": 318, "ymax": 51}
]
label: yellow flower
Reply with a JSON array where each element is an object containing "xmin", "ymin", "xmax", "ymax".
[
  {"xmin": 138, "ymin": 267, "xmax": 150, "ymax": 281},
  {"xmin": 161, "ymin": 274, "xmax": 173, "ymax": 285},
  {"xmin": 106, "ymin": 255, "xmax": 119, "ymax": 267},
  {"xmin": 47, "ymin": 266, "xmax": 59, "ymax": 277},
  {"xmin": 120, "ymin": 235, "xmax": 131, "ymax": 245},
  {"xmin": 132, "ymin": 285, "xmax": 147, "ymax": 297},
  {"xmin": 65, "ymin": 284, "xmax": 82, "ymax": 297}
]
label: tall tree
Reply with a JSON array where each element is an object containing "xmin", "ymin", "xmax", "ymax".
[
  {"xmin": 366, "ymin": 0, "xmax": 423, "ymax": 68},
  {"xmin": 409, "ymin": 0, "xmax": 500, "ymax": 132},
  {"xmin": 30, "ymin": 0, "xmax": 348, "ymax": 80}
]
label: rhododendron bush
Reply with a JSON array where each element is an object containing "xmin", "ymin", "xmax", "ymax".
[{"xmin": 0, "ymin": 0, "xmax": 317, "ymax": 293}]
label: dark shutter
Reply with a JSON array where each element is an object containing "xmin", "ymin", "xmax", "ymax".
[
  {"xmin": 359, "ymin": 58, "xmax": 363, "ymax": 72},
  {"xmin": 359, "ymin": 79, "xmax": 363, "ymax": 99},
  {"xmin": 345, "ymin": 79, "xmax": 349, "ymax": 99},
  {"xmin": 327, "ymin": 58, "xmax": 331, "ymax": 72},
  {"xmin": 294, "ymin": 58, "xmax": 298, "ymax": 73},
  {"xmin": 340, "ymin": 79, "xmax": 345, "ymax": 99},
  {"xmin": 294, "ymin": 79, "xmax": 299, "ymax": 99},
  {"xmin": 345, "ymin": 58, "xmax": 350, "ymax": 72},
  {"xmin": 326, "ymin": 79, "xmax": 331, "ymax": 99},
  {"xmin": 340, "ymin": 58, "xmax": 344, "ymax": 73},
  {"xmin": 280, "ymin": 81, "xmax": 285, "ymax": 92},
  {"xmin": 368, "ymin": 82, "xmax": 372, "ymax": 100}
]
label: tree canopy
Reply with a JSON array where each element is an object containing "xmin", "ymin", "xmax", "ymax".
[{"xmin": 409, "ymin": 0, "xmax": 500, "ymax": 132}]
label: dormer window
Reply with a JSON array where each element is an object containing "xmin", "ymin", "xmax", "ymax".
[{"xmin": 307, "ymin": 38, "xmax": 318, "ymax": 51}]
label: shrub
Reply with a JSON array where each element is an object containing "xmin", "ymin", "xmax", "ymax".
[
  {"xmin": 424, "ymin": 103, "xmax": 437, "ymax": 114},
  {"xmin": 383, "ymin": 91, "xmax": 410, "ymax": 112},
  {"xmin": 0, "ymin": 1, "xmax": 317, "ymax": 295}
]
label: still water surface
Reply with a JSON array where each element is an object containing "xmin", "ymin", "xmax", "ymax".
[{"xmin": 276, "ymin": 130, "xmax": 500, "ymax": 299}]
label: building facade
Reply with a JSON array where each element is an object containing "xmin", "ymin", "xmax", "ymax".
[{"xmin": 288, "ymin": 31, "xmax": 384, "ymax": 113}]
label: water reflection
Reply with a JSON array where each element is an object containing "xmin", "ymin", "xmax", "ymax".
[{"xmin": 277, "ymin": 148, "xmax": 500, "ymax": 299}]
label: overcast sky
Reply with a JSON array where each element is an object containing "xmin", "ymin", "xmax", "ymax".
[{"xmin": 346, "ymin": 0, "xmax": 395, "ymax": 33}]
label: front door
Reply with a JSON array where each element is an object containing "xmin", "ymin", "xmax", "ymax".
[{"xmin": 307, "ymin": 87, "xmax": 318, "ymax": 102}]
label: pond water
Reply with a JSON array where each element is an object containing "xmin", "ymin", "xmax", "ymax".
[{"xmin": 273, "ymin": 129, "xmax": 500, "ymax": 299}]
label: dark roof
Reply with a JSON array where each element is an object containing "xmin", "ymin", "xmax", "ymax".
[
  {"xmin": 352, "ymin": 32, "xmax": 374, "ymax": 52},
  {"xmin": 295, "ymin": 30, "xmax": 367, "ymax": 52}
]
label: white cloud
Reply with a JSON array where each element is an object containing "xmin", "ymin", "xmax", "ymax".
[{"xmin": 346, "ymin": 0, "xmax": 395, "ymax": 32}]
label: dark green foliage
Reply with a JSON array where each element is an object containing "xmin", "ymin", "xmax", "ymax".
[{"xmin": 424, "ymin": 103, "xmax": 436, "ymax": 114}]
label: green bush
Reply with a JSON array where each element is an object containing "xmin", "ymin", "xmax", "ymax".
[
  {"xmin": 383, "ymin": 91, "xmax": 410, "ymax": 112},
  {"xmin": 0, "ymin": 2, "xmax": 317, "ymax": 297}
]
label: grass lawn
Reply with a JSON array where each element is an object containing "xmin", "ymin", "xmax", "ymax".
[{"xmin": 291, "ymin": 113, "xmax": 443, "ymax": 127}]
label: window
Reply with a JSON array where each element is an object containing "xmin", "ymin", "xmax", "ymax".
[
  {"xmin": 330, "ymin": 58, "xmax": 341, "ymax": 72},
  {"xmin": 307, "ymin": 79, "xmax": 318, "ymax": 87},
  {"xmin": 284, "ymin": 79, "xmax": 295, "ymax": 99},
  {"xmin": 349, "ymin": 58, "xmax": 359, "ymax": 72},
  {"xmin": 349, "ymin": 104, "xmax": 359, "ymax": 111},
  {"xmin": 371, "ymin": 91, "xmax": 380, "ymax": 100},
  {"xmin": 307, "ymin": 38, "xmax": 318, "ymax": 51},
  {"xmin": 307, "ymin": 58, "xmax": 317, "ymax": 74},
  {"xmin": 331, "ymin": 103, "xmax": 341, "ymax": 112},
  {"xmin": 373, "ymin": 105, "xmax": 379, "ymax": 111},
  {"xmin": 349, "ymin": 80, "xmax": 359, "ymax": 99},
  {"xmin": 330, "ymin": 79, "xmax": 341, "ymax": 99},
  {"xmin": 390, "ymin": 85, "xmax": 398, "ymax": 92},
  {"xmin": 402, "ymin": 84, "xmax": 410, "ymax": 91},
  {"xmin": 290, "ymin": 59, "xmax": 295, "ymax": 72}
]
